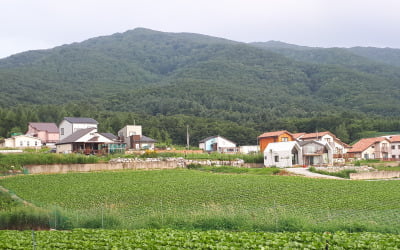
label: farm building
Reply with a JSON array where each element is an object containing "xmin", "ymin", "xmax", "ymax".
[
  {"xmin": 0, "ymin": 134, "xmax": 42, "ymax": 149},
  {"xmin": 348, "ymin": 137, "xmax": 391, "ymax": 160},
  {"xmin": 258, "ymin": 130, "xmax": 295, "ymax": 153},
  {"xmin": 59, "ymin": 117, "xmax": 98, "ymax": 141}
]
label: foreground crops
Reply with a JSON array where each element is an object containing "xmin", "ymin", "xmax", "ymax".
[
  {"xmin": 1, "ymin": 169, "xmax": 400, "ymax": 231},
  {"xmin": 1, "ymin": 229, "xmax": 399, "ymax": 249}
]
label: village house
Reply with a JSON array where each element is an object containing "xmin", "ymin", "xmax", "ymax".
[
  {"xmin": 59, "ymin": 117, "xmax": 98, "ymax": 141},
  {"xmin": 347, "ymin": 137, "xmax": 391, "ymax": 160},
  {"xmin": 239, "ymin": 145, "xmax": 259, "ymax": 154},
  {"xmin": 258, "ymin": 130, "xmax": 295, "ymax": 153},
  {"xmin": 118, "ymin": 125, "xmax": 156, "ymax": 150},
  {"xmin": 264, "ymin": 141, "xmax": 302, "ymax": 167},
  {"xmin": 294, "ymin": 131, "xmax": 351, "ymax": 160},
  {"xmin": 56, "ymin": 127, "xmax": 125, "ymax": 154},
  {"xmin": 0, "ymin": 134, "xmax": 42, "ymax": 149},
  {"xmin": 199, "ymin": 135, "xmax": 238, "ymax": 153},
  {"xmin": 26, "ymin": 122, "xmax": 59, "ymax": 146},
  {"xmin": 385, "ymin": 135, "xmax": 400, "ymax": 160},
  {"xmin": 298, "ymin": 140, "xmax": 333, "ymax": 166},
  {"xmin": 264, "ymin": 140, "xmax": 333, "ymax": 167}
]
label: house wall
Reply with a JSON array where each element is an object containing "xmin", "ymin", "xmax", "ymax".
[
  {"xmin": 59, "ymin": 120, "xmax": 97, "ymax": 141},
  {"xmin": 239, "ymin": 145, "xmax": 259, "ymax": 154},
  {"xmin": 391, "ymin": 142, "xmax": 400, "ymax": 160},
  {"xmin": 47, "ymin": 132, "xmax": 59, "ymax": 144},
  {"xmin": 13, "ymin": 136, "xmax": 42, "ymax": 148},
  {"xmin": 56, "ymin": 144, "xmax": 73, "ymax": 154},
  {"xmin": 259, "ymin": 133, "xmax": 293, "ymax": 153}
]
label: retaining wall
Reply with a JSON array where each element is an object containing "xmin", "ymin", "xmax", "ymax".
[
  {"xmin": 350, "ymin": 171, "xmax": 400, "ymax": 180},
  {"xmin": 24, "ymin": 161, "xmax": 183, "ymax": 175}
]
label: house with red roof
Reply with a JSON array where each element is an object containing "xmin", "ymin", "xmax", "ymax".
[
  {"xmin": 26, "ymin": 122, "xmax": 59, "ymax": 145},
  {"xmin": 258, "ymin": 130, "xmax": 295, "ymax": 153},
  {"xmin": 347, "ymin": 137, "xmax": 391, "ymax": 160}
]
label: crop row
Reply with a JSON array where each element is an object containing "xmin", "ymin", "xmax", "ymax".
[{"xmin": 1, "ymin": 229, "xmax": 399, "ymax": 249}]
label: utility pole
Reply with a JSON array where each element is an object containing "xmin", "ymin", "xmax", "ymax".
[{"xmin": 186, "ymin": 125, "xmax": 190, "ymax": 150}]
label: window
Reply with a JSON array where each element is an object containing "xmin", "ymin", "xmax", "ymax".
[
  {"xmin": 325, "ymin": 138, "xmax": 331, "ymax": 142},
  {"xmin": 371, "ymin": 145, "xmax": 374, "ymax": 148},
  {"xmin": 274, "ymin": 156, "xmax": 279, "ymax": 162},
  {"xmin": 392, "ymin": 146, "xmax": 396, "ymax": 149},
  {"xmin": 35, "ymin": 141, "xmax": 38, "ymax": 146},
  {"xmin": 20, "ymin": 141, "xmax": 23, "ymax": 146},
  {"xmin": 364, "ymin": 153, "xmax": 369, "ymax": 159},
  {"xmin": 27, "ymin": 141, "xmax": 30, "ymax": 146},
  {"xmin": 398, "ymin": 145, "xmax": 400, "ymax": 149},
  {"xmin": 61, "ymin": 128, "xmax": 64, "ymax": 135},
  {"xmin": 281, "ymin": 137, "xmax": 288, "ymax": 142},
  {"xmin": 392, "ymin": 155, "xmax": 396, "ymax": 159}
]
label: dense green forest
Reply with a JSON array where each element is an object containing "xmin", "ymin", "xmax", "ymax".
[{"xmin": 1, "ymin": 28, "xmax": 400, "ymax": 144}]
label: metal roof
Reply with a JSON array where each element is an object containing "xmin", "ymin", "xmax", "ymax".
[
  {"xmin": 29, "ymin": 122, "xmax": 59, "ymax": 133},
  {"xmin": 57, "ymin": 128, "xmax": 96, "ymax": 144},
  {"xmin": 63, "ymin": 117, "xmax": 98, "ymax": 124}
]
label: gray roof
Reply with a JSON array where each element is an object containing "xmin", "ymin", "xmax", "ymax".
[
  {"xmin": 139, "ymin": 135, "xmax": 156, "ymax": 143},
  {"xmin": 63, "ymin": 117, "xmax": 98, "ymax": 124},
  {"xmin": 57, "ymin": 128, "xmax": 96, "ymax": 144},
  {"xmin": 29, "ymin": 122, "xmax": 59, "ymax": 133},
  {"xmin": 100, "ymin": 133, "xmax": 118, "ymax": 141}
]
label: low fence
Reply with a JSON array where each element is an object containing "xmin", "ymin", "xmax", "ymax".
[
  {"xmin": 350, "ymin": 171, "xmax": 400, "ymax": 180},
  {"xmin": 23, "ymin": 158, "xmax": 257, "ymax": 175}
]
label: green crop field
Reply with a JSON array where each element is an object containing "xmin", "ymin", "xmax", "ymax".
[
  {"xmin": 1, "ymin": 229, "xmax": 400, "ymax": 249},
  {"xmin": 1, "ymin": 169, "xmax": 400, "ymax": 232}
]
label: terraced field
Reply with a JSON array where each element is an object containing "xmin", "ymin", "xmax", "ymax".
[{"xmin": 1, "ymin": 169, "xmax": 400, "ymax": 232}]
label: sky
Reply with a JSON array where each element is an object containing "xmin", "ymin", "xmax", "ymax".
[{"xmin": 1, "ymin": 0, "xmax": 400, "ymax": 59}]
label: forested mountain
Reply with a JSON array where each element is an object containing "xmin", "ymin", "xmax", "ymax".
[{"xmin": 1, "ymin": 28, "xmax": 400, "ymax": 144}]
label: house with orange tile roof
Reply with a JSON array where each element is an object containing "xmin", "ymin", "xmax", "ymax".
[
  {"xmin": 347, "ymin": 137, "xmax": 391, "ymax": 160},
  {"xmin": 258, "ymin": 130, "xmax": 294, "ymax": 153}
]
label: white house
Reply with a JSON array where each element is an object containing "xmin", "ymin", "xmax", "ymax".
[
  {"xmin": 264, "ymin": 141, "xmax": 302, "ymax": 168},
  {"xmin": 0, "ymin": 134, "xmax": 42, "ymax": 149},
  {"xmin": 59, "ymin": 117, "xmax": 98, "ymax": 141},
  {"xmin": 199, "ymin": 135, "xmax": 238, "ymax": 153}
]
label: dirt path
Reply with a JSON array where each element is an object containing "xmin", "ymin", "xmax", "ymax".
[{"xmin": 285, "ymin": 168, "xmax": 344, "ymax": 179}]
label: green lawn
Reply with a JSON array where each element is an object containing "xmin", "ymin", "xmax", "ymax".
[{"xmin": 1, "ymin": 169, "xmax": 400, "ymax": 232}]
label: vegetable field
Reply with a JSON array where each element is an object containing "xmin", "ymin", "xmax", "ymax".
[
  {"xmin": 1, "ymin": 229, "xmax": 399, "ymax": 249},
  {"xmin": 1, "ymin": 169, "xmax": 400, "ymax": 232}
]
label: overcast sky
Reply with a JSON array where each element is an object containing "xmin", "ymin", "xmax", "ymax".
[{"xmin": 1, "ymin": 0, "xmax": 399, "ymax": 59}]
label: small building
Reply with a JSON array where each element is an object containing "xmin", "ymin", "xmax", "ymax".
[
  {"xmin": 239, "ymin": 145, "xmax": 259, "ymax": 154},
  {"xmin": 0, "ymin": 134, "xmax": 42, "ymax": 149},
  {"xmin": 59, "ymin": 117, "xmax": 98, "ymax": 141},
  {"xmin": 348, "ymin": 137, "xmax": 391, "ymax": 160},
  {"xmin": 26, "ymin": 122, "xmax": 59, "ymax": 145},
  {"xmin": 299, "ymin": 140, "xmax": 333, "ymax": 166},
  {"xmin": 56, "ymin": 128, "xmax": 125, "ymax": 154},
  {"xmin": 118, "ymin": 125, "xmax": 142, "ymax": 148},
  {"xmin": 264, "ymin": 141, "xmax": 302, "ymax": 168},
  {"xmin": 199, "ymin": 135, "xmax": 238, "ymax": 153},
  {"xmin": 258, "ymin": 130, "xmax": 295, "ymax": 153},
  {"xmin": 387, "ymin": 135, "xmax": 400, "ymax": 160}
]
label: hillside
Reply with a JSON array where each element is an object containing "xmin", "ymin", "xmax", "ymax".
[{"xmin": 1, "ymin": 28, "xmax": 400, "ymax": 143}]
